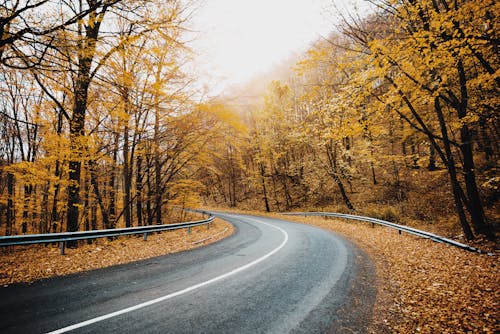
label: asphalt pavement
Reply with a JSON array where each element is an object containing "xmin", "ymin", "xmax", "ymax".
[{"xmin": 0, "ymin": 213, "xmax": 376, "ymax": 333}]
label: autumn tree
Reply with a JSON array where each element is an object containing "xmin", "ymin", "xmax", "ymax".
[
  {"xmin": 195, "ymin": 102, "xmax": 248, "ymax": 208},
  {"xmin": 337, "ymin": 0, "xmax": 498, "ymax": 239},
  {"xmin": 0, "ymin": 0, "xmax": 121, "ymax": 68},
  {"xmin": 293, "ymin": 42, "xmax": 363, "ymax": 211},
  {"xmin": 28, "ymin": 0, "xmax": 191, "ymax": 234},
  {"xmin": 246, "ymin": 81, "xmax": 310, "ymax": 211}
]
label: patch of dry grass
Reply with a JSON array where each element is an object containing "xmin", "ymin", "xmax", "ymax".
[{"xmin": 0, "ymin": 218, "xmax": 233, "ymax": 286}]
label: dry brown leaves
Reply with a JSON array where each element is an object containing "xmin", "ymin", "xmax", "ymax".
[
  {"xmin": 283, "ymin": 216, "xmax": 499, "ymax": 334},
  {"xmin": 0, "ymin": 219, "xmax": 233, "ymax": 286}
]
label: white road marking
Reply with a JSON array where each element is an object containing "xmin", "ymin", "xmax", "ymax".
[{"xmin": 47, "ymin": 218, "xmax": 288, "ymax": 334}]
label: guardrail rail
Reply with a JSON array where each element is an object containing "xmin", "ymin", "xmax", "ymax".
[
  {"xmin": 0, "ymin": 215, "xmax": 214, "ymax": 255},
  {"xmin": 283, "ymin": 212, "xmax": 487, "ymax": 254}
]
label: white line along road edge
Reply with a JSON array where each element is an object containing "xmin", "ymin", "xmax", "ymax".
[{"xmin": 47, "ymin": 217, "xmax": 289, "ymax": 334}]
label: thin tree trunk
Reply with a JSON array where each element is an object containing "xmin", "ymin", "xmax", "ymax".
[
  {"xmin": 91, "ymin": 201, "xmax": 97, "ymax": 231},
  {"xmin": 427, "ymin": 143, "xmax": 437, "ymax": 171},
  {"xmin": 22, "ymin": 185, "xmax": 32, "ymax": 233},
  {"xmin": 270, "ymin": 164, "xmax": 281, "ymax": 211},
  {"xmin": 123, "ymin": 121, "xmax": 132, "ymax": 228},
  {"xmin": 330, "ymin": 172, "xmax": 355, "ymax": 211},
  {"xmin": 108, "ymin": 130, "xmax": 119, "ymax": 227},
  {"xmin": 371, "ymin": 161, "xmax": 377, "ymax": 185},
  {"xmin": 6, "ymin": 172, "xmax": 14, "ymax": 236},
  {"xmin": 228, "ymin": 145, "xmax": 237, "ymax": 207},
  {"xmin": 146, "ymin": 154, "xmax": 153, "ymax": 225},
  {"xmin": 84, "ymin": 173, "xmax": 90, "ymax": 233},
  {"xmin": 154, "ymin": 140, "xmax": 162, "ymax": 225},
  {"xmin": 259, "ymin": 163, "xmax": 270, "ymax": 212},
  {"xmin": 326, "ymin": 141, "xmax": 355, "ymax": 211},
  {"xmin": 478, "ymin": 117, "xmax": 494, "ymax": 166},
  {"xmin": 41, "ymin": 184, "xmax": 49, "ymax": 233},
  {"xmin": 136, "ymin": 154, "xmax": 143, "ymax": 226},
  {"xmin": 31, "ymin": 185, "xmax": 39, "ymax": 233},
  {"xmin": 89, "ymin": 161, "xmax": 110, "ymax": 229},
  {"xmin": 50, "ymin": 160, "xmax": 61, "ymax": 233}
]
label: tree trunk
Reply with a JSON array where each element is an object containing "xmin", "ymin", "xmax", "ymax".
[
  {"xmin": 67, "ymin": 68, "xmax": 89, "ymax": 234},
  {"xmin": 435, "ymin": 97, "xmax": 474, "ymax": 240},
  {"xmin": 153, "ymin": 71, "xmax": 162, "ymax": 225},
  {"xmin": 227, "ymin": 145, "xmax": 237, "ymax": 207},
  {"xmin": 330, "ymin": 172, "xmax": 355, "ymax": 211},
  {"xmin": 123, "ymin": 121, "xmax": 132, "ymax": 228},
  {"xmin": 136, "ymin": 155, "xmax": 143, "ymax": 226},
  {"xmin": 154, "ymin": 130, "xmax": 162, "ymax": 225},
  {"xmin": 50, "ymin": 109, "xmax": 63, "ymax": 233},
  {"xmin": 455, "ymin": 59, "xmax": 493, "ymax": 240},
  {"xmin": 146, "ymin": 154, "xmax": 154, "ymax": 225},
  {"xmin": 427, "ymin": 143, "xmax": 437, "ymax": 171},
  {"xmin": 41, "ymin": 184, "xmax": 49, "ymax": 233},
  {"xmin": 259, "ymin": 163, "xmax": 270, "ymax": 212},
  {"xmin": 478, "ymin": 116, "xmax": 494, "ymax": 165},
  {"xmin": 91, "ymin": 201, "xmax": 97, "ymax": 231},
  {"xmin": 67, "ymin": 85, "xmax": 89, "ymax": 234},
  {"xmin": 370, "ymin": 161, "xmax": 377, "ymax": 185},
  {"xmin": 325, "ymin": 141, "xmax": 355, "ymax": 211},
  {"xmin": 460, "ymin": 124, "xmax": 494, "ymax": 240},
  {"xmin": 6, "ymin": 172, "xmax": 14, "ymax": 236},
  {"xmin": 66, "ymin": 6, "xmax": 105, "ymax": 242},
  {"xmin": 89, "ymin": 161, "xmax": 110, "ymax": 229},
  {"xmin": 50, "ymin": 160, "xmax": 61, "ymax": 233},
  {"xmin": 22, "ymin": 185, "xmax": 32, "ymax": 234},
  {"xmin": 83, "ymin": 173, "xmax": 90, "ymax": 233}
]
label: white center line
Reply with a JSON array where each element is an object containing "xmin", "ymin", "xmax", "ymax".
[{"xmin": 47, "ymin": 219, "xmax": 288, "ymax": 334}]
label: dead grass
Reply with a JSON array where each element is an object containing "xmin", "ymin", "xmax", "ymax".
[{"xmin": 0, "ymin": 218, "xmax": 233, "ymax": 286}]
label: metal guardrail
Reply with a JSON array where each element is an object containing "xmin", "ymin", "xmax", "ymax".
[
  {"xmin": 283, "ymin": 212, "xmax": 486, "ymax": 253},
  {"xmin": 0, "ymin": 216, "xmax": 215, "ymax": 255}
]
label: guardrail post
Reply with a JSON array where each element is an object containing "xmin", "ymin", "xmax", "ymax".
[
  {"xmin": 207, "ymin": 222, "xmax": 210, "ymax": 230},
  {"xmin": 187, "ymin": 227, "xmax": 191, "ymax": 235},
  {"xmin": 143, "ymin": 233, "xmax": 148, "ymax": 241},
  {"xmin": 60, "ymin": 241, "xmax": 65, "ymax": 255}
]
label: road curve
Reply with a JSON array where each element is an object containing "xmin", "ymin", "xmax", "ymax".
[{"xmin": 0, "ymin": 213, "xmax": 375, "ymax": 333}]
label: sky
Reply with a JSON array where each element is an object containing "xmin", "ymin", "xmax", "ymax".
[{"xmin": 190, "ymin": 0, "xmax": 367, "ymax": 95}]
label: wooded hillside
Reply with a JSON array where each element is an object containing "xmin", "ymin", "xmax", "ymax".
[
  {"xmin": 197, "ymin": 0, "xmax": 499, "ymax": 242},
  {"xmin": 1, "ymin": 0, "xmax": 498, "ymax": 244}
]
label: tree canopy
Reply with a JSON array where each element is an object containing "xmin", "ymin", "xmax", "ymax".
[{"xmin": 0, "ymin": 0, "xmax": 497, "ymax": 243}]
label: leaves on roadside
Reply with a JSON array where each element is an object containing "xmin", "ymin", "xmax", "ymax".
[
  {"xmin": 0, "ymin": 219, "xmax": 233, "ymax": 286},
  {"xmin": 291, "ymin": 216, "xmax": 499, "ymax": 334}
]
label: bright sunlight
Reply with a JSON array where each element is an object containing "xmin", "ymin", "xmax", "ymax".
[{"xmin": 192, "ymin": 0, "xmax": 365, "ymax": 92}]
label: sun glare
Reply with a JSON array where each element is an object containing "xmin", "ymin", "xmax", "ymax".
[{"xmin": 192, "ymin": 0, "xmax": 337, "ymax": 92}]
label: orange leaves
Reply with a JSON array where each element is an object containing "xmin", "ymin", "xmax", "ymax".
[
  {"xmin": 0, "ymin": 219, "xmax": 233, "ymax": 286},
  {"xmin": 293, "ymin": 215, "xmax": 499, "ymax": 333}
]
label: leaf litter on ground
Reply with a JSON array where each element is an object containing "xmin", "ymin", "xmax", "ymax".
[
  {"xmin": 1, "ymin": 212, "xmax": 498, "ymax": 333},
  {"xmin": 283, "ymin": 215, "xmax": 499, "ymax": 334},
  {"xmin": 0, "ymin": 219, "xmax": 233, "ymax": 286}
]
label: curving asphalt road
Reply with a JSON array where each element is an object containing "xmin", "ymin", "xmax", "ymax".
[{"xmin": 0, "ymin": 213, "xmax": 376, "ymax": 333}]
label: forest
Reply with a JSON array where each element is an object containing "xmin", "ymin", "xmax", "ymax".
[{"xmin": 0, "ymin": 0, "xmax": 498, "ymax": 244}]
